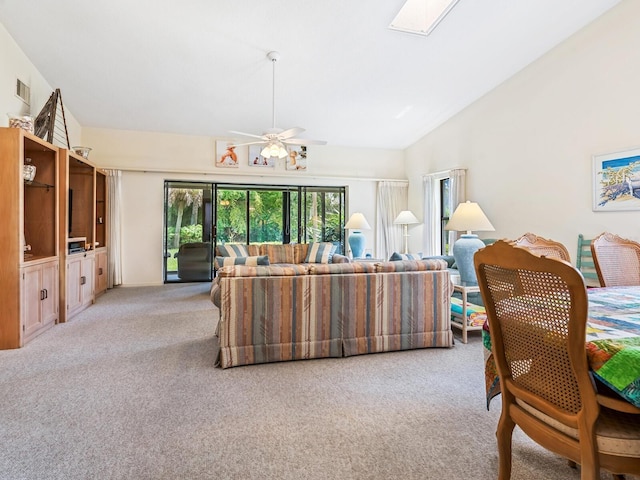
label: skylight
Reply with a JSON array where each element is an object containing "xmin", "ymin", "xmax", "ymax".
[{"xmin": 389, "ymin": 0, "xmax": 460, "ymax": 36}]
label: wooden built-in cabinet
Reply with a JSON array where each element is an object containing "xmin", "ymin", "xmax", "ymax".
[
  {"xmin": 94, "ymin": 170, "xmax": 108, "ymax": 297},
  {"xmin": 59, "ymin": 150, "xmax": 108, "ymax": 321},
  {"xmin": 0, "ymin": 128, "xmax": 110, "ymax": 348},
  {"xmin": 0, "ymin": 127, "xmax": 59, "ymax": 349},
  {"xmin": 22, "ymin": 259, "xmax": 59, "ymax": 343},
  {"xmin": 95, "ymin": 170, "xmax": 107, "ymax": 249},
  {"xmin": 95, "ymin": 248, "xmax": 108, "ymax": 296},
  {"xmin": 66, "ymin": 252, "xmax": 95, "ymax": 318}
]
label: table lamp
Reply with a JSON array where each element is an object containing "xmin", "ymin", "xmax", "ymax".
[
  {"xmin": 445, "ymin": 201, "xmax": 495, "ymax": 285},
  {"xmin": 344, "ymin": 212, "xmax": 372, "ymax": 258},
  {"xmin": 393, "ymin": 210, "xmax": 420, "ymax": 254}
]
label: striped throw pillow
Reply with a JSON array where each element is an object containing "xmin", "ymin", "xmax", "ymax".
[
  {"xmin": 304, "ymin": 242, "xmax": 337, "ymax": 264},
  {"xmin": 217, "ymin": 244, "xmax": 249, "ymax": 257},
  {"xmin": 259, "ymin": 244, "xmax": 296, "ymax": 264},
  {"xmin": 215, "ymin": 255, "xmax": 270, "ymax": 267}
]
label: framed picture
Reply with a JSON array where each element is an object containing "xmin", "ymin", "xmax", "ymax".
[
  {"xmin": 593, "ymin": 147, "xmax": 640, "ymax": 211},
  {"xmin": 248, "ymin": 145, "xmax": 275, "ymax": 167},
  {"xmin": 216, "ymin": 141, "xmax": 239, "ymax": 168},
  {"xmin": 286, "ymin": 145, "xmax": 307, "ymax": 171}
]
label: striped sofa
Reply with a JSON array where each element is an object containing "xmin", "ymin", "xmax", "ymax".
[
  {"xmin": 214, "ymin": 242, "xmax": 350, "ymax": 268},
  {"xmin": 211, "ymin": 259, "xmax": 453, "ymax": 368}
]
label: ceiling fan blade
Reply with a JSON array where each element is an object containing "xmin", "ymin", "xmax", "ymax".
[
  {"xmin": 229, "ymin": 130, "xmax": 267, "ymax": 140},
  {"xmin": 229, "ymin": 140, "xmax": 267, "ymax": 147},
  {"xmin": 284, "ymin": 138, "xmax": 327, "ymax": 146},
  {"xmin": 278, "ymin": 127, "xmax": 305, "ymax": 139}
]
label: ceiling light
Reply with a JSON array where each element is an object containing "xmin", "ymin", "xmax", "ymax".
[
  {"xmin": 261, "ymin": 141, "xmax": 288, "ymax": 159},
  {"xmin": 389, "ymin": 0, "xmax": 460, "ymax": 37}
]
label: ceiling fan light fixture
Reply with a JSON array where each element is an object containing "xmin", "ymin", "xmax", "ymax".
[
  {"xmin": 229, "ymin": 51, "xmax": 326, "ymax": 151},
  {"xmin": 260, "ymin": 141, "xmax": 288, "ymax": 159}
]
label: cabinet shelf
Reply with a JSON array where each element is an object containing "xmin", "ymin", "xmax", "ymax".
[{"xmin": 24, "ymin": 179, "xmax": 54, "ymax": 190}]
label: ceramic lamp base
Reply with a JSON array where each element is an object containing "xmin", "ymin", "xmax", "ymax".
[
  {"xmin": 452, "ymin": 234, "xmax": 485, "ymax": 285},
  {"xmin": 349, "ymin": 231, "xmax": 366, "ymax": 258}
]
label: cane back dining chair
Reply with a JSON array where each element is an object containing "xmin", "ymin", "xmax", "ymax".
[
  {"xmin": 591, "ymin": 232, "xmax": 640, "ymax": 287},
  {"xmin": 513, "ymin": 232, "xmax": 571, "ymax": 262},
  {"xmin": 577, "ymin": 234, "xmax": 601, "ymax": 287},
  {"xmin": 474, "ymin": 240, "xmax": 640, "ymax": 480}
]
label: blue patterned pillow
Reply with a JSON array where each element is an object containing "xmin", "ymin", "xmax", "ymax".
[
  {"xmin": 304, "ymin": 242, "xmax": 337, "ymax": 264},
  {"xmin": 389, "ymin": 252, "xmax": 422, "ymax": 261},
  {"xmin": 217, "ymin": 244, "xmax": 249, "ymax": 257},
  {"xmin": 215, "ymin": 255, "xmax": 270, "ymax": 267}
]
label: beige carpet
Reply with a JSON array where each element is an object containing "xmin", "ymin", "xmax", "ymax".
[{"xmin": 0, "ymin": 283, "xmax": 631, "ymax": 480}]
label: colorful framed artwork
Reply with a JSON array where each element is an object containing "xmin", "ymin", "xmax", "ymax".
[
  {"xmin": 286, "ymin": 145, "xmax": 307, "ymax": 171},
  {"xmin": 593, "ymin": 147, "xmax": 640, "ymax": 211},
  {"xmin": 248, "ymin": 145, "xmax": 275, "ymax": 167},
  {"xmin": 216, "ymin": 141, "xmax": 239, "ymax": 168}
]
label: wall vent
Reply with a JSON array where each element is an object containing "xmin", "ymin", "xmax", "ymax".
[{"xmin": 16, "ymin": 79, "xmax": 30, "ymax": 105}]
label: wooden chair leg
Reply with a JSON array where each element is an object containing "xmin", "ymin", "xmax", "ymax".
[{"xmin": 496, "ymin": 413, "xmax": 516, "ymax": 480}]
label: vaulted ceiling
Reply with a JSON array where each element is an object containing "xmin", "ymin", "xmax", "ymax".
[{"xmin": 0, "ymin": 0, "xmax": 621, "ymax": 149}]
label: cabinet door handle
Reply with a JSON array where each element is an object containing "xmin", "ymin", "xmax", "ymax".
[
  {"xmin": 80, "ymin": 276, "xmax": 86, "ymax": 285},
  {"xmin": 44, "ymin": 288, "xmax": 48, "ymax": 299},
  {"xmin": 40, "ymin": 289, "xmax": 45, "ymax": 301},
  {"xmin": 98, "ymin": 268, "xmax": 103, "ymax": 275}
]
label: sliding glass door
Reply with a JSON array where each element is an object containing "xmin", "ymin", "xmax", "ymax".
[
  {"xmin": 164, "ymin": 181, "xmax": 346, "ymax": 283},
  {"xmin": 164, "ymin": 182, "xmax": 214, "ymax": 283},
  {"xmin": 302, "ymin": 187, "xmax": 344, "ymax": 246}
]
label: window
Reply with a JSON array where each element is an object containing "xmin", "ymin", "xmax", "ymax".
[
  {"xmin": 301, "ymin": 187, "xmax": 344, "ymax": 245},
  {"xmin": 440, "ymin": 177, "xmax": 451, "ymax": 255},
  {"xmin": 423, "ymin": 168, "xmax": 464, "ymax": 257}
]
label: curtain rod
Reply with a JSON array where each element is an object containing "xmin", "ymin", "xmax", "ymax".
[
  {"xmin": 104, "ymin": 165, "xmax": 409, "ymax": 183},
  {"xmin": 422, "ymin": 167, "xmax": 466, "ymax": 178}
]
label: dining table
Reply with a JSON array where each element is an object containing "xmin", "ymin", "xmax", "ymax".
[{"xmin": 483, "ymin": 285, "xmax": 640, "ymax": 410}]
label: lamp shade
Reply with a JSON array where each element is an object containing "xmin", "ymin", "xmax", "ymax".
[
  {"xmin": 393, "ymin": 210, "xmax": 420, "ymax": 225},
  {"xmin": 445, "ymin": 201, "xmax": 495, "ymax": 234},
  {"xmin": 344, "ymin": 213, "xmax": 371, "ymax": 230}
]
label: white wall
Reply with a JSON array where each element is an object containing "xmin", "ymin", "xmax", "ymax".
[
  {"xmin": 405, "ymin": 0, "xmax": 640, "ymax": 262},
  {"xmin": 0, "ymin": 23, "xmax": 82, "ymax": 144},
  {"xmin": 83, "ymin": 128, "xmax": 403, "ymax": 285}
]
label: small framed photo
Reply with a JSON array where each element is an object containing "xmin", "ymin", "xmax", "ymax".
[
  {"xmin": 286, "ymin": 145, "xmax": 307, "ymax": 171},
  {"xmin": 248, "ymin": 145, "xmax": 275, "ymax": 167},
  {"xmin": 593, "ymin": 147, "xmax": 640, "ymax": 211},
  {"xmin": 216, "ymin": 141, "xmax": 239, "ymax": 168}
]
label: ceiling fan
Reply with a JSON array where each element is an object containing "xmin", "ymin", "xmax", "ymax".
[{"xmin": 230, "ymin": 51, "xmax": 327, "ymax": 158}]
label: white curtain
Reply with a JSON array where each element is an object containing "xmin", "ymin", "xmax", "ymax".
[
  {"xmin": 422, "ymin": 168, "xmax": 466, "ymax": 255},
  {"xmin": 105, "ymin": 169, "xmax": 123, "ymax": 287},
  {"xmin": 448, "ymin": 168, "xmax": 466, "ymax": 248},
  {"xmin": 422, "ymin": 175, "xmax": 438, "ymax": 256},
  {"xmin": 376, "ymin": 181, "xmax": 408, "ymax": 260}
]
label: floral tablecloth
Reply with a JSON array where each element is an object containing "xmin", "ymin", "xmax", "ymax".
[{"xmin": 483, "ymin": 286, "xmax": 640, "ymax": 409}]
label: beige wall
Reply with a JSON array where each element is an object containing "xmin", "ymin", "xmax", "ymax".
[
  {"xmin": 83, "ymin": 128, "xmax": 403, "ymax": 285},
  {"xmin": 405, "ymin": 0, "xmax": 640, "ymax": 261}
]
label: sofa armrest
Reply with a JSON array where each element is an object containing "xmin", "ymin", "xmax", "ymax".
[
  {"xmin": 332, "ymin": 253, "xmax": 351, "ymax": 264},
  {"xmin": 423, "ymin": 255, "xmax": 455, "ymax": 269}
]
